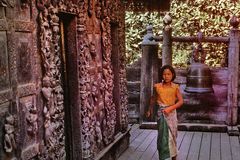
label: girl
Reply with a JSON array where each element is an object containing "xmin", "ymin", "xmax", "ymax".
[{"xmin": 146, "ymin": 65, "xmax": 183, "ymax": 160}]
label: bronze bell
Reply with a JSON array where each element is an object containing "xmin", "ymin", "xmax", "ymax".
[
  {"xmin": 185, "ymin": 62, "xmax": 214, "ymax": 93},
  {"xmin": 185, "ymin": 36, "xmax": 214, "ymax": 93}
]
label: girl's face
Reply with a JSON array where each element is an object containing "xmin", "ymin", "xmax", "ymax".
[{"xmin": 162, "ymin": 69, "xmax": 173, "ymax": 83}]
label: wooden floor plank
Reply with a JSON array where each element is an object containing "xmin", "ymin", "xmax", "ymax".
[
  {"xmin": 178, "ymin": 132, "xmax": 194, "ymax": 160},
  {"xmin": 137, "ymin": 130, "xmax": 157, "ymax": 152},
  {"xmin": 130, "ymin": 124, "xmax": 139, "ymax": 133},
  {"xmin": 151, "ymin": 150, "xmax": 158, "ymax": 160},
  {"xmin": 117, "ymin": 146, "xmax": 136, "ymax": 160},
  {"xmin": 177, "ymin": 131, "xmax": 186, "ymax": 150},
  {"xmin": 187, "ymin": 132, "xmax": 202, "ymax": 160},
  {"xmin": 199, "ymin": 132, "xmax": 211, "ymax": 160},
  {"xmin": 118, "ymin": 129, "xmax": 149, "ymax": 160},
  {"xmin": 130, "ymin": 125, "xmax": 143, "ymax": 143},
  {"xmin": 127, "ymin": 150, "xmax": 144, "ymax": 160},
  {"xmin": 129, "ymin": 129, "xmax": 151, "ymax": 151},
  {"xmin": 210, "ymin": 132, "xmax": 221, "ymax": 160},
  {"xmin": 118, "ymin": 126, "xmax": 240, "ymax": 160},
  {"xmin": 139, "ymin": 132, "xmax": 158, "ymax": 160},
  {"xmin": 230, "ymin": 136, "xmax": 240, "ymax": 160},
  {"xmin": 220, "ymin": 132, "xmax": 232, "ymax": 160}
]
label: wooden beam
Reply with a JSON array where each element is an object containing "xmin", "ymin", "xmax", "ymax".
[
  {"xmin": 152, "ymin": 35, "xmax": 229, "ymax": 43},
  {"xmin": 227, "ymin": 17, "xmax": 239, "ymax": 127}
]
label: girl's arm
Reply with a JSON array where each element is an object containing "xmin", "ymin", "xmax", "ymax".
[
  {"xmin": 145, "ymin": 87, "xmax": 157, "ymax": 117},
  {"xmin": 163, "ymin": 87, "xmax": 183, "ymax": 114}
]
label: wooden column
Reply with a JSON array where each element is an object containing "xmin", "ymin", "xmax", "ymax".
[
  {"xmin": 140, "ymin": 25, "xmax": 159, "ymax": 125},
  {"xmin": 227, "ymin": 16, "xmax": 239, "ymax": 135},
  {"xmin": 162, "ymin": 13, "xmax": 172, "ymax": 66}
]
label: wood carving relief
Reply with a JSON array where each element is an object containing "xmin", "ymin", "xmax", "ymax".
[
  {"xmin": 0, "ymin": 0, "xmax": 128, "ymax": 159},
  {"xmin": 77, "ymin": 0, "xmax": 128, "ymax": 158},
  {"xmin": 0, "ymin": 0, "xmax": 14, "ymax": 7},
  {"xmin": 19, "ymin": 96, "xmax": 39, "ymax": 160},
  {"xmin": 26, "ymin": 100, "xmax": 38, "ymax": 137},
  {"xmin": 17, "ymin": 39, "xmax": 32, "ymax": 84},
  {"xmin": 4, "ymin": 115, "xmax": 16, "ymax": 153},
  {"xmin": 0, "ymin": 32, "xmax": 9, "ymax": 90},
  {"xmin": 38, "ymin": 1, "xmax": 69, "ymax": 159},
  {"xmin": 77, "ymin": 1, "xmax": 95, "ymax": 157},
  {"xmin": 20, "ymin": 0, "xmax": 30, "ymax": 8},
  {"xmin": 111, "ymin": 1, "xmax": 129, "ymax": 131},
  {"xmin": 37, "ymin": 0, "xmax": 128, "ymax": 159}
]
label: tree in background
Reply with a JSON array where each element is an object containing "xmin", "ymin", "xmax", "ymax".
[{"xmin": 125, "ymin": 0, "xmax": 240, "ymax": 67}]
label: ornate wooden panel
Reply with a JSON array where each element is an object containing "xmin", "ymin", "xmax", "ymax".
[
  {"xmin": 18, "ymin": 95, "xmax": 39, "ymax": 160},
  {"xmin": 76, "ymin": 0, "xmax": 128, "ymax": 158},
  {"xmin": 0, "ymin": 0, "xmax": 129, "ymax": 159},
  {"xmin": 16, "ymin": 33, "xmax": 33, "ymax": 84},
  {"xmin": 0, "ymin": 1, "xmax": 40, "ymax": 160},
  {"xmin": 0, "ymin": 102, "xmax": 10, "ymax": 160},
  {"xmin": 0, "ymin": 32, "xmax": 9, "ymax": 91}
]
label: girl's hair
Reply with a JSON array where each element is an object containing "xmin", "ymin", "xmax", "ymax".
[{"xmin": 159, "ymin": 65, "xmax": 176, "ymax": 81}]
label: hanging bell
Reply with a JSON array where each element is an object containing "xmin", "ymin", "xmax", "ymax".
[
  {"xmin": 185, "ymin": 35, "xmax": 214, "ymax": 93},
  {"xmin": 185, "ymin": 62, "xmax": 214, "ymax": 93}
]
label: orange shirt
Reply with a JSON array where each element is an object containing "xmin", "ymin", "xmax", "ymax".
[{"xmin": 154, "ymin": 82, "xmax": 179, "ymax": 106}]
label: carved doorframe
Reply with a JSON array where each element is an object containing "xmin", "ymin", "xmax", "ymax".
[
  {"xmin": 59, "ymin": 13, "xmax": 81, "ymax": 160},
  {"xmin": 38, "ymin": 1, "xmax": 81, "ymax": 159}
]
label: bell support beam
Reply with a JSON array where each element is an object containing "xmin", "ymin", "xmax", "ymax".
[
  {"xmin": 151, "ymin": 36, "xmax": 229, "ymax": 43},
  {"xmin": 227, "ymin": 16, "xmax": 239, "ymax": 136}
]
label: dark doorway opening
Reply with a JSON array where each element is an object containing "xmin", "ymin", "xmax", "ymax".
[
  {"xmin": 111, "ymin": 22, "xmax": 121, "ymax": 132},
  {"xmin": 59, "ymin": 13, "xmax": 81, "ymax": 160}
]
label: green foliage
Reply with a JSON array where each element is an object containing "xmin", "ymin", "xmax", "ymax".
[
  {"xmin": 125, "ymin": 12, "xmax": 164, "ymax": 64},
  {"xmin": 125, "ymin": 0, "xmax": 240, "ymax": 67}
]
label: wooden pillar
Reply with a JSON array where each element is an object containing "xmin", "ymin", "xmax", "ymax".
[
  {"xmin": 139, "ymin": 25, "xmax": 159, "ymax": 125},
  {"xmin": 227, "ymin": 16, "xmax": 239, "ymax": 135},
  {"xmin": 162, "ymin": 13, "xmax": 172, "ymax": 66}
]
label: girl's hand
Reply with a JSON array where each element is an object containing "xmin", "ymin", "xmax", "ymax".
[
  {"xmin": 163, "ymin": 107, "xmax": 172, "ymax": 115},
  {"xmin": 145, "ymin": 110, "xmax": 151, "ymax": 117}
]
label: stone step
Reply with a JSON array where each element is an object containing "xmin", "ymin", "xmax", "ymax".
[
  {"xmin": 127, "ymin": 92, "xmax": 140, "ymax": 104},
  {"xmin": 139, "ymin": 122, "xmax": 229, "ymax": 132},
  {"xmin": 126, "ymin": 67, "xmax": 141, "ymax": 81},
  {"xmin": 127, "ymin": 81, "xmax": 140, "ymax": 92},
  {"xmin": 128, "ymin": 104, "xmax": 139, "ymax": 113}
]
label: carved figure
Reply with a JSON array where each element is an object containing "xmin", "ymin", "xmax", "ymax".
[
  {"xmin": 26, "ymin": 102, "xmax": 38, "ymax": 136},
  {"xmin": 4, "ymin": 115, "xmax": 16, "ymax": 153},
  {"xmin": 43, "ymin": 106, "xmax": 54, "ymax": 146},
  {"xmin": 42, "ymin": 76, "xmax": 53, "ymax": 101}
]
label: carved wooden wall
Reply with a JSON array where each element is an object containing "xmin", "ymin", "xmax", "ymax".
[
  {"xmin": 0, "ymin": 0, "xmax": 40, "ymax": 160},
  {"xmin": 0, "ymin": 0, "xmax": 128, "ymax": 160}
]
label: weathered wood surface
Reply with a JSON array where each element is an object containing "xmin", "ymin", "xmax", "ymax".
[
  {"xmin": 227, "ymin": 24, "xmax": 239, "ymax": 125},
  {"xmin": 140, "ymin": 40, "xmax": 159, "ymax": 123},
  {"xmin": 118, "ymin": 124, "xmax": 240, "ymax": 160}
]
